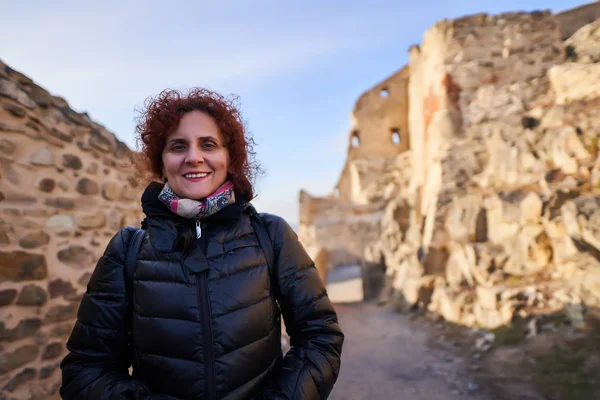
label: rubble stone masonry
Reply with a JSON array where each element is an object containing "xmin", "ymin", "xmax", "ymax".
[
  {"xmin": 300, "ymin": 2, "xmax": 600, "ymax": 328},
  {"xmin": 0, "ymin": 59, "xmax": 143, "ymax": 398}
]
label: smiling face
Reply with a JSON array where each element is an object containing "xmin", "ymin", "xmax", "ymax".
[{"xmin": 161, "ymin": 111, "xmax": 230, "ymax": 200}]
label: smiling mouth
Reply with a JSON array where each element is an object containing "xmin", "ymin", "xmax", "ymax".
[{"xmin": 183, "ymin": 172, "xmax": 211, "ymax": 179}]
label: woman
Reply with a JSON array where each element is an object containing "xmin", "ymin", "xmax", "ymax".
[{"xmin": 60, "ymin": 88, "xmax": 344, "ymax": 399}]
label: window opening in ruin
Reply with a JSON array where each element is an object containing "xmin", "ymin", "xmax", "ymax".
[
  {"xmin": 391, "ymin": 128, "xmax": 401, "ymax": 145},
  {"xmin": 333, "ymin": 188, "xmax": 340, "ymax": 197},
  {"xmin": 380, "ymin": 88, "xmax": 389, "ymax": 98},
  {"xmin": 351, "ymin": 131, "xmax": 360, "ymax": 148}
]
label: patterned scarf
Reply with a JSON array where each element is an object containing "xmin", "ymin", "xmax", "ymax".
[{"xmin": 158, "ymin": 181, "xmax": 235, "ymax": 219}]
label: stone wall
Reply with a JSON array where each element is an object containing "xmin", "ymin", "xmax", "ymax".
[
  {"xmin": 555, "ymin": 1, "xmax": 600, "ymax": 39},
  {"xmin": 0, "ymin": 59, "xmax": 143, "ymax": 398},
  {"xmin": 298, "ymin": 67, "xmax": 411, "ymax": 280},
  {"xmin": 301, "ymin": 2, "xmax": 600, "ymax": 327},
  {"xmin": 298, "ymin": 190, "xmax": 383, "ymax": 281},
  {"xmin": 411, "ymin": 10, "xmax": 563, "ymax": 261},
  {"xmin": 374, "ymin": 8, "xmax": 600, "ymax": 328},
  {"xmin": 336, "ymin": 66, "xmax": 410, "ymax": 202}
]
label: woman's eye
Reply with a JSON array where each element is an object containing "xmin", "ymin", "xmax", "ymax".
[
  {"xmin": 203, "ymin": 143, "xmax": 216, "ymax": 149},
  {"xmin": 172, "ymin": 144, "xmax": 186, "ymax": 151}
]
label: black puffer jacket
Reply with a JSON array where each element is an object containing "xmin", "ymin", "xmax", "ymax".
[{"xmin": 60, "ymin": 183, "xmax": 343, "ymax": 399}]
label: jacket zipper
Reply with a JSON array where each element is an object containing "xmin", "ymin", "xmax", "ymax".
[
  {"xmin": 195, "ymin": 219, "xmax": 202, "ymax": 238},
  {"xmin": 194, "ymin": 219, "xmax": 216, "ymax": 400}
]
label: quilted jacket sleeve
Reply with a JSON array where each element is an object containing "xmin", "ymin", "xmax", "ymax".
[
  {"xmin": 260, "ymin": 215, "xmax": 344, "ymax": 400},
  {"xmin": 60, "ymin": 227, "xmax": 173, "ymax": 400}
]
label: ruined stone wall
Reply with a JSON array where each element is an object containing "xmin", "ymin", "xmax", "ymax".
[
  {"xmin": 412, "ymin": 10, "xmax": 564, "ymax": 253},
  {"xmin": 375, "ymin": 8, "xmax": 600, "ymax": 329},
  {"xmin": 0, "ymin": 60, "xmax": 143, "ymax": 398},
  {"xmin": 555, "ymin": 1, "xmax": 600, "ymax": 39},
  {"xmin": 298, "ymin": 66, "xmax": 411, "ymax": 280},
  {"xmin": 336, "ymin": 66, "xmax": 410, "ymax": 202},
  {"xmin": 298, "ymin": 190, "xmax": 383, "ymax": 280},
  {"xmin": 299, "ymin": 2, "xmax": 600, "ymax": 328}
]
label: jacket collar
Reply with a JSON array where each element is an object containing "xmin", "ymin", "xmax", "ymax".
[{"xmin": 140, "ymin": 181, "xmax": 253, "ymax": 253}]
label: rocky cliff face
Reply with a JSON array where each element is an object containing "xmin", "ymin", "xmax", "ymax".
[
  {"xmin": 300, "ymin": 2, "xmax": 600, "ymax": 328},
  {"xmin": 0, "ymin": 60, "xmax": 143, "ymax": 398}
]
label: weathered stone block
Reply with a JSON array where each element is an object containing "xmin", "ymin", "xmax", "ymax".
[
  {"xmin": 0, "ymin": 344, "xmax": 39, "ymax": 374},
  {"xmin": 45, "ymin": 215, "xmax": 75, "ymax": 229},
  {"xmin": 50, "ymin": 322, "xmax": 73, "ymax": 338},
  {"xmin": 86, "ymin": 162, "xmax": 98, "ymax": 175},
  {"xmin": 0, "ymin": 139, "xmax": 17, "ymax": 155},
  {"xmin": 48, "ymin": 126, "xmax": 73, "ymax": 143},
  {"xmin": 114, "ymin": 140, "xmax": 130, "ymax": 159},
  {"xmin": 2, "ymin": 102, "xmax": 26, "ymax": 118},
  {"xmin": 77, "ymin": 213, "xmax": 106, "ymax": 230},
  {"xmin": 19, "ymin": 231, "xmax": 50, "ymax": 249},
  {"xmin": 108, "ymin": 212, "xmax": 126, "ymax": 231},
  {"xmin": 57, "ymin": 179, "xmax": 69, "ymax": 191},
  {"xmin": 44, "ymin": 303, "xmax": 78, "ymax": 324},
  {"xmin": 0, "ymin": 251, "xmax": 47, "ymax": 281},
  {"xmin": 4, "ymin": 164, "xmax": 22, "ymax": 185},
  {"xmin": 29, "ymin": 85, "xmax": 53, "ymax": 108},
  {"xmin": 503, "ymin": 230, "xmax": 553, "ymax": 276},
  {"xmin": 3, "ymin": 193, "xmax": 37, "ymax": 205},
  {"xmin": 476, "ymin": 286, "xmax": 497, "ymax": 310},
  {"xmin": 45, "ymin": 197, "xmax": 75, "ymax": 210},
  {"xmin": 0, "ymin": 319, "xmax": 41, "ymax": 342},
  {"xmin": 121, "ymin": 185, "xmax": 138, "ymax": 201},
  {"xmin": 30, "ymin": 146, "xmax": 54, "ymax": 166},
  {"xmin": 102, "ymin": 182, "xmax": 122, "ymax": 201},
  {"xmin": 48, "ymin": 279, "xmax": 75, "ymax": 299},
  {"xmin": 0, "ymin": 78, "xmax": 37, "ymax": 109},
  {"xmin": 89, "ymin": 129, "xmax": 113, "ymax": 152},
  {"xmin": 16, "ymin": 284, "xmax": 48, "ymax": 306},
  {"xmin": 76, "ymin": 178, "xmax": 99, "ymax": 195},
  {"xmin": 41, "ymin": 342, "xmax": 63, "ymax": 360},
  {"xmin": 60, "ymin": 106, "xmax": 88, "ymax": 126},
  {"xmin": 549, "ymin": 63, "xmax": 600, "ymax": 104},
  {"xmin": 38, "ymin": 178, "xmax": 56, "ymax": 193},
  {"xmin": 3, "ymin": 367, "xmax": 36, "ymax": 392},
  {"xmin": 0, "ymin": 120, "xmax": 28, "ymax": 134},
  {"xmin": 39, "ymin": 362, "xmax": 60, "ymax": 379},
  {"xmin": 62, "ymin": 154, "xmax": 82, "ymax": 170},
  {"xmin": 0, "ymin": 289, "xmax": 17, "ymax": 307},
  {"xmin": 57, "ymin": 245, "xmax": 94, "ymax": 267}
]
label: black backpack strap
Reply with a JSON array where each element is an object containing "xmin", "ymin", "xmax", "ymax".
[
  {"xmin": 244, "ymin": 204, "xmax": 276, "ymax": 294},
  {"xmin": 125, "ymin": 228, "xmax": 146, "ymax": 306}
]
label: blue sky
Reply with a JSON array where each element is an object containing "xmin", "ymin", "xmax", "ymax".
[{"xmin": 1, "ymin": 0, "xmax": 589, "ymax": 226}]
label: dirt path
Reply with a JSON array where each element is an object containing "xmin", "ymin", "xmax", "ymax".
[
  {"xmin": 328, "ymin": 302, "xmax": 496, "ymax": 400},
  {"xmin": 323, "ymin": 265, "xmax": 600, "ymax": 400},
  {"xmin": 325, "ymin": 266, "xmax": 499, "ymax": 400}
]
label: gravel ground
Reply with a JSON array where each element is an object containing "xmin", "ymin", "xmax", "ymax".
[
  {"xmin": 328, "ymin": 302, "xmax": 499, "ymax": 400},
  {"xmin": 326, "ymin": 266, "xmax": 505, "ymax": 400}
]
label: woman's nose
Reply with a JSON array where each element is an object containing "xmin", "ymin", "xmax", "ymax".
[{"xmin": 185, "ymin": 146, "xmax": 204, "ymax": 164}]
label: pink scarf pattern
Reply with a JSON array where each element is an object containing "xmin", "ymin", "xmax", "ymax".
[{"xmin": 158, "ymin": 181, "xmax": 235, "ymax": 219}]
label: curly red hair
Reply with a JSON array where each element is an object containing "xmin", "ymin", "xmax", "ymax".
[{"xmin": 135, "ymin": 88, "xmax": 260, "ymax": 201}]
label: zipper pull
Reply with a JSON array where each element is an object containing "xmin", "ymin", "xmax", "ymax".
[{"xmin": 195, "ymin": 220, "xmax": 202, "ymax": 239}]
